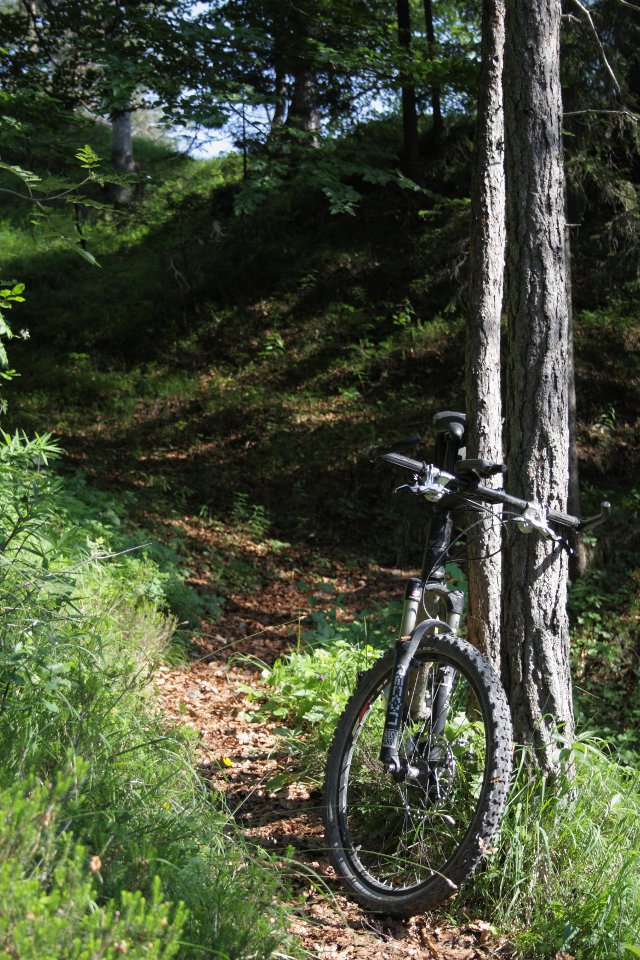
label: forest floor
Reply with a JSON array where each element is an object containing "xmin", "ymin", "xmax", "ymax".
[
  {"xmin": 36, "ymin": 414, "xmax": 530, "ymax": 960},
  {"xmin": 150, "ymin": 521, "xmax": 520, "ymax": 960},
  {"xmin": 18, "ymin": 352, "xmax": 621, "ymax": 958}
]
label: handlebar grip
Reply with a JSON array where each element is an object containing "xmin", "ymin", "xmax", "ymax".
[
  {"xmin": 547, "ymin": 508, "xmax": 581, "ymax": 530},
  {"xmin": 548, "ymin": 501, "xmax": 611, "ymax": 532},
  {"xmin": 378, "ymin": 451, "xmax": 427, "ymax": 474}
]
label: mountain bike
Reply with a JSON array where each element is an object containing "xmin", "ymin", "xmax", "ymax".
[{"xmin": 323, "ymin": 410, "xmax": 610, "ymax": 917}]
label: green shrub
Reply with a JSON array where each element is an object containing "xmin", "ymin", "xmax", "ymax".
[
  {"xmin": 569, "ymin": 486, "xmax": 640, "ymax": 765},
  {"xmin": 0, "ymin": 433, "xmax": 295, "ymax": 960},
  {"xmin": 0, "ymin": 774, "xmax": 186, "ymax": 959},
  {"xmin": 246, "ymin": 603, "xmax": 400, "ymax": 785}
]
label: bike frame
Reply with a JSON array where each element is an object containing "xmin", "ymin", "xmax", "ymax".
[
  {"xmin": 375, "ymin": 408, "xmax": 610, "ymax": 779},
  {"xmin": 379, "ymin": 417, "xmax": 466, "ymax": 777}
]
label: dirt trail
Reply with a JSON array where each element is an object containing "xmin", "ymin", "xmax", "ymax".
[{"xmin": 154, "ymin": 566, "xmax": 516, "ymax": 960}]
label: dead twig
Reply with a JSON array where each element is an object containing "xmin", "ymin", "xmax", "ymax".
[{"xmin": 569, "ymin": 0, "xmax": 621, "ymax": 93}]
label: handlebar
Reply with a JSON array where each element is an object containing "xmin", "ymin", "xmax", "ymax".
[
  {"xmin": 377, "ymin": 451, "xmax": 611, "ymax": 534},
  {"xmin": 377, "ymin": 451, "xmax": 429, "ymax": 474},
  {"xmin": 547, "ymin": 502, "xmax": 611, "ymax": 532}
]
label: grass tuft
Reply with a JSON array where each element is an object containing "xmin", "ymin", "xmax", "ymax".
[{"xmin": 462, "ymin": 737, "xmax": 640, "ymax": 959}]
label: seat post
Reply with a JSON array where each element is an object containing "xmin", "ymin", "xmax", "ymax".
[{"xmin": 419, "ymin": 411, "xmax": 467, "ymax": 583}]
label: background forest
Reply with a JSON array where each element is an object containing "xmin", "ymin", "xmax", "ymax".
[{"xmin": 0, "ymin": 0, "xmax": 639, "ymax": 957}]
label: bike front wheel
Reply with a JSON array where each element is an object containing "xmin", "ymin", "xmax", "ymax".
[{"xmin": 323, "ymin": 632, "xmax": 512, "ymax": 916}]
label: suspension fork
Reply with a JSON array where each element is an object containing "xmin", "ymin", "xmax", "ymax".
[
  {"xmin": 379, "ymin": 580, "xmax": 465, "ymax": 777},
  {"xmin": 424, "ymin": 584, "xmax": 464, "ymax": 738}
]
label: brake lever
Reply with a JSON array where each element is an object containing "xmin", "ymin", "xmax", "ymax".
[
  {"xmin": 394, "ymin": 481, "xmax": 421, "ymax": 496},
  {"xmin": 516, "ymin": 503, "xmax": 562, "ymax": 541},
  {"xmin": 393, "ymin": 466, "xmax": 454, "ymax": 502},
  {"xmin": 559, "ymin": 536, "xmax": 574, "ymax": 556}
]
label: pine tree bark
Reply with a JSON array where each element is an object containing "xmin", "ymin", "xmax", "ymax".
[
  {"xmin": 23, "ymin": 0, "xmax": 39, "ymax": 54},
  {"xmin": 271, "ymin": 70, "xmax": 288, "ymax": 131},
  {"xmin": 465, "ymin": 0, "xmax": 505, "ymax": 672},
  {"xmin": 503, "ymin": 0, "xmax": 574, "ymax": 771},
  {"xmin": 283, "ymin": 5, "xmax": 321, "ymax": 146}
]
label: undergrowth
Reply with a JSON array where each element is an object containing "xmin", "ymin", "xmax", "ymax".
[
  {"xmin": 463, "ymin": 738, "xmax": 640, "ymax": 959},
  {"xmin": 254, "ymin": 591, "xmax": 640, "ymax": 959},
  {"xmin": 0, "ymin": 432, "xmax": 295, "ymax": 959},
  {"xmin": 570, "ymin": 487, "xmax": 640, "ymax": 765},
  {"xmin": 242, "ymin": 602, "xmax": 400, "ymax": 788}
]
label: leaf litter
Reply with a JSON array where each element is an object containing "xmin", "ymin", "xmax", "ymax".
[{"xmin": 154, "ymin": 578, "xmax": 517, "ymax": 960}]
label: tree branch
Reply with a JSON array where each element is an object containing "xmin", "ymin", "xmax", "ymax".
[
  {"xmin": 569, "ymin": 0, "xmax": 621, "ymax": 93},
  {"xmin": 564, "ymin": 108, "xmax": 639, "ymax": 123}
]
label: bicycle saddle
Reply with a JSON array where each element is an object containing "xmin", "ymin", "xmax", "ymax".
[{"xmin": 433, "ymin": 410, "xmax": 466, "ymax": 440}]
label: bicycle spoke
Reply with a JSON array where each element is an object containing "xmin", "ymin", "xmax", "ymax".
[{"xmin": 340, "ymin": 652, "xmax": 489, "ymax": 889}]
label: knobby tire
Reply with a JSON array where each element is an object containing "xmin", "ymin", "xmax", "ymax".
[{"xmin": 323, "ymin": 632, "xmax": 512, "ymax": 916}]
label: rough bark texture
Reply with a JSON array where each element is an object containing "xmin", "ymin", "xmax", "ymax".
[
  {"xmin": 503, "ymin": 0, "xmax": 574, "ymax": 770},
  {"xmin": 24, "ymin": 0, "xmax": 39, "ymax": 54},
  {"xmin": 396, "ymin": 0, "xmax": 421, "ymax": 180},
  {"xmin": 465, "ymin": 0, "xmax": 505, "ymax": 672}
]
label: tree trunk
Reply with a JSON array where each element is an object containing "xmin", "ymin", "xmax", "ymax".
[
  {"xmin": 108, "ymin": 108, "xmax": 136, "ymax": 205},
  {"xmin": 283, "ymin": 6, "xmax": 321, "ymax": 146},
  {"xmin": 423, "ymin": 0, "xmax": 443, "ymax": 142},
  {"xmin": 271, "ymin": 70, "xmax": 288, "ymax": 131},
  {"xmin": 24, "ymin": 0, "xmax": 39, "ymax": 54},
  {"xmin": 287, "ymin": 67, "xmax": 321, "ymax": 145},
  {"xmin": 503, "ymin": 0, "xmax": 574, "ymax": 772},
  {"xmin": 396, "ymin": 0, "xmax": 421, "ymax": 180},
  {"xmin": 465, "ymin": 0, "xmax": 505, "ymax": 672}
]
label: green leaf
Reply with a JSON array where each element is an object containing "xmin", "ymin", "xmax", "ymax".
[
  {"xmin": 75, "ymin": 248, "xmax": 101, "ymax": 268},
  {"xmin": 266, "ymin": 772, "xmax": 294, "ymax": 792},
  {"xmin": 0, "ymin": 161, "xmax": 41, "ymax": 184},
  {"xmin": 47, "ymin": 663, "xmax": 72, "ymax": 674},
  {"xmin": 75, "ymin": 144, "xmax": 101, "ymax": 169}
]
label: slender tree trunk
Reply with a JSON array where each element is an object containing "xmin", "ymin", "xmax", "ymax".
[
  {"xmin": 108, "ymin": 108, "xmax": 136, "ymax": 205},
  {"xmin": 283, "ymin": 6, "xmax": 321, "ymax": 146},
  {"xmin": 396, "ymin": 0, "xmax": 421, "ymax": 180},
  {"xmin": 503, "ymin": 0, "xmax": 574, "ymax": 772},
  {"xmin": 423, "ymin": 0, "xmax": 443, "ymax": 141},
  {"xmin": 465, "ymin": 0, "xmax": 505, "ymax": 672}
]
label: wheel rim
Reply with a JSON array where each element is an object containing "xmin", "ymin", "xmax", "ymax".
[{"xmin": 336, "ymin": 650, "xmax": 490, "ymax": 893}]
